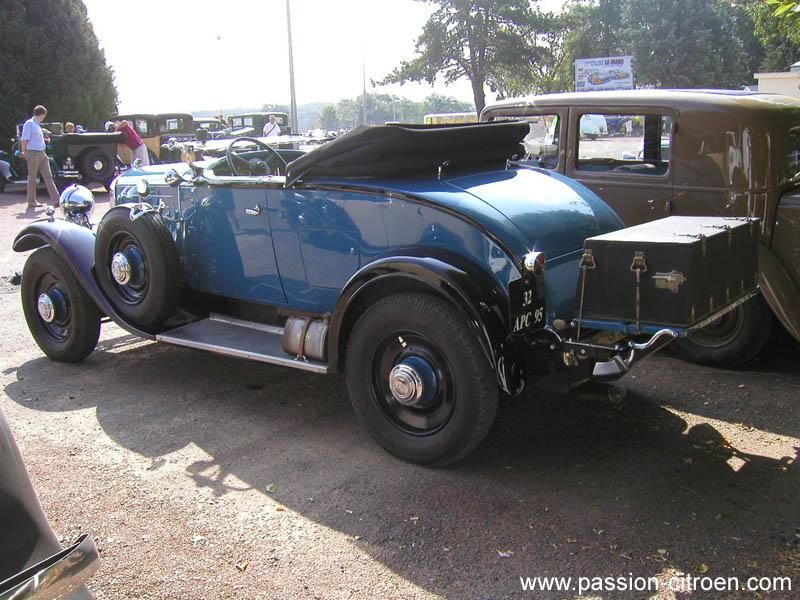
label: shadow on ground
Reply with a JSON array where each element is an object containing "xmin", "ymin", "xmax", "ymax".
[{"xmin": 4, "ymin": 334, "xmax": 799, "ymax": 598}]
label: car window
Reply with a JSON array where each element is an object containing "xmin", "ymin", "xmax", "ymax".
[
  {"xmin": 165, "ymin": 118, "xmax": 189, "ymax": 132},
  {"xmin": 787, "ymin": 127, "xmax": 800, "ymax": 182},
  {"xmin": 576, "ymin": 113, "xmax": 672, "ymax": 176},
  {"xmin": 491, "ymin": 114, "xmax": 560, "ymax": 170},
  {"xmin": 134, "ymin": 118, "xmax": 149, "ymax": 136}
]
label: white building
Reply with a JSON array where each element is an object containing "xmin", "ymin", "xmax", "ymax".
[{"xmin": 755, "ymin": 61, "xmax": 800, "ymax": 98}]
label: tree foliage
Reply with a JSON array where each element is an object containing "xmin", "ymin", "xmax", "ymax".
[
  {"xmin": 0, "ymin": 0, "xmax": 117, "ymax": 149},
  {"xmin": 379, "ymin": 0, "xmax": 544, "ymax": 114},
  {"xmin": 554, "ymin": 0, "xmax": 754, "ymax": 90}
]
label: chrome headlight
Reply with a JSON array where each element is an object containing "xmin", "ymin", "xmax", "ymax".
[{"xmin": 59, "ymin": 184, "xmax": 95, "ymax": 220}]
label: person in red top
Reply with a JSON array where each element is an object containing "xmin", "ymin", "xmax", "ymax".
[{"xmin": 115, "ymin": 120, "xmax": 149, "ymax": 166}]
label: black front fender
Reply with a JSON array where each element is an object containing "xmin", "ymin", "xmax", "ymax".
[
  {"xmin": 327, "ymin": 249, "xmax": 513, "ymax": 387},
  {"xmin": 13, "ymin": 219, "xmax": 154, "ymax": 340}
]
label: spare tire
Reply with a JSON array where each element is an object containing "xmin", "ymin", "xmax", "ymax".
[{"xmin": 95, "ymin": 208, "xmax": 180, "ymax": 330}]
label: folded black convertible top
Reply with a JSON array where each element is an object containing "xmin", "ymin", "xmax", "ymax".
[{"xmin": 286, "ymin": 121, "xmax": 529, "ymax": 183}]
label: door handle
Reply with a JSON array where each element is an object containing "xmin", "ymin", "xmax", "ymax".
[{"xmin": 245, "ymin": 205, "xmax": 261, "ymax": 216}]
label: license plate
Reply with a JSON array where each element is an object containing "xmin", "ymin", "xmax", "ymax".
[{"xmin": 509, "ymin": 278, "xmax": 545, "ymax": 334}]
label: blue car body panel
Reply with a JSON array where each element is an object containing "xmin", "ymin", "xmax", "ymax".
[{"xmin": 111, "ymin": 163, "xmax": 623, "ymax": 322}]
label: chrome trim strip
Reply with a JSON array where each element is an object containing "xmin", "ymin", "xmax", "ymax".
[
  {"xmin": 208, "ymin": 313, "xmax": 284, "ymax": 336},
  {"xmin": 156, "ymin": 333, "xmax": 329, "ymax": 374},
  {"xmin": 0, "ymin": 534, "xmax": 99, "ymax": 600},
  {"xmin": 685, "ymin": 289, "xmax": 759, "ymax": 332}
]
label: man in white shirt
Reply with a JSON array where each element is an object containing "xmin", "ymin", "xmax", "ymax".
[
  {"xmin": 263, "ymin": 115, "xmax": 281, "ymax": 137},
  {"xmin": 20, "ymin": 105, "xmax": 60, "ymax": 209}
]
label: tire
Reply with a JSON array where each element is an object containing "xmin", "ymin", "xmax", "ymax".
[
  {"xmin": 95, "ymin": 209, "xmax": 180, "ymax": 330},
  {"xmin": 79, "ymin": 148, "xmax": 115, "ymax": 184},
  {"xmin": 345, "ymin": 293, "xmax": 499, "ymax": 466},
  {"xmin": 21, "ymin": 247, "xmax": 101, "ymax": 362},
  {"xmin": 671, "ymin": 294, "xmax": 772, "ymax": 368}
]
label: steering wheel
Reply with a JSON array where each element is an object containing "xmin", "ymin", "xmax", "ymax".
[{"xmin": 225, "ymin": 137, "xmax": 288, "ymax": 177}]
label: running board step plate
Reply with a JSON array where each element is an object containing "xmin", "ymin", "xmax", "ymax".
[{"xmin": 156, "ymin": 314, "xmax": 329, "ymax": 374}]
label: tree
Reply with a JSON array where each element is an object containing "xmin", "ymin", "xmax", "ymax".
[
  {"xmin": 766, "ymin": 0, "xmax": 800, "ymax": 21},
  {"xmin": 744, "ymin": 0, "xmax": 800, "ymax": 71},
  {"xmin": 0, "ymin": 0, "xmax": 118, "ymax": 149},
  {"xmin": 318, "ymin": 105, "xmax": 338, "ymax": 130},
  {"xmin": 555, "ymin": 0, "xmax": 755, "ymax": 90},
  {"xmin": 379, "ymin": 0, "xmax": 541, "ymax": 114}
]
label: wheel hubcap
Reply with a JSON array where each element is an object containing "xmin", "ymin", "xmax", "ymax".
[
  {"xmin": 389, "ymin": 363, "xmax": 424, "ymax": 405},
  {"xmin": 37, "ymin": 293, "xmax": 55, "ymax": 323},
  {"xmin": 93, "ymin": 159, "xmax": 104, "ymax": 172},
  {"xmin": 111, "ymin": 252, "xmax": 132, "ymax": 285}
]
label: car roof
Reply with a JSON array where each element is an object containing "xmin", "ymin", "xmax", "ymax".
[
  {"xmin": 155, "ymin": 113, "xmax": 193, "ymax": 119},
  {"xmin": 233, "ymin": 112, "xmax": 288, "ymax": 117},
  {"xmin": 483, "ymin": 89, "xmax": 800, "ymax": 114}
]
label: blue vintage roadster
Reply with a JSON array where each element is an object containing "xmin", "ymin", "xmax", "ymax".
[{"xmin": 12, "ymin": 123, "xmax": 756, "ymax": 465}]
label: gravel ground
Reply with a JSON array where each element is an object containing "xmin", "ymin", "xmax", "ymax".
[{"xmin": 1, "ymin": 186, "xmax": 798, "ymax": 599}]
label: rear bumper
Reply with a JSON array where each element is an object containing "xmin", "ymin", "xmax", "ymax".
[{"xmin": 0, "ymin": 534, "xmax": 99, "ymax": 600}]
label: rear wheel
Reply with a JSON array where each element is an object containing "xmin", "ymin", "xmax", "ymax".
[
  {"xmin": 79, "ymin": 148, "xmax": 115, "ymax": 184},
  {"xmin": 345, "ymin": 293, "xmax": 498, "ymax": 466},
  {"xmin": 21, "ymin": 247, "xmax": 100, "ymax": 362},
  {"xmin": 672, "ymin": 294, "xmax": 772, "ymax": 368}
]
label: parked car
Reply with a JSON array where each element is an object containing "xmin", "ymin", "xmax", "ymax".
[
  {"xmin": 12, "ymin": 124, "xmax": 758, "ymax": 465},
  {"xmin": 230, "ymin": 112, "xmax": 292, "ymax": 135},
  {"xmin": 481, "ymin": 89, "xmax": 800, "ymax": 367},
  {"xmin": 0, "ymin": 407, "xmax": 98, "ymax": 599},
  {"xmin": 2, "ymin": 123, "xmax": 125, "ymax": 192},
  {"xmin": 112, "ymin": 113, "xmax": 196, "ymax": 164}
]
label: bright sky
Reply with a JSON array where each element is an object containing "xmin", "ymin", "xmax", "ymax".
[{"xmin": 83, "ymin": 0, "xmax": 566, "ymax": 113}]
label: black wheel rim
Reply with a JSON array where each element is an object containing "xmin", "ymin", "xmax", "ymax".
[
  {"xmin": 371, "ymin": 331, "xmax": 455, "ymax": 436},
  {"xmin": 687, "ymin": 306, "xmax": 745, "ymax": 349},
  {"xmin": 35, "ymin": 272, "xmax": 71, "ymax": 342},
  {"xmin": 108, "ymin": 232, "xmax": 148, "ymax": 304}
]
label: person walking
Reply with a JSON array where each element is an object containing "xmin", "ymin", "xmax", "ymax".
[{"xmin": 20, "ymin": 105, "xmax": 60, "ymax": 209}]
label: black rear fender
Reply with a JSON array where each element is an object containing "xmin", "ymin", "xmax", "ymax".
[{"xmin": 328, "ymin": 250, "xmax": 513, "ymax": 389}]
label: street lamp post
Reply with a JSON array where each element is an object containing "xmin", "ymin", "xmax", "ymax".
[{"xmin": 286, "ymin": 0, "xmax": 299, "ymax": 134}]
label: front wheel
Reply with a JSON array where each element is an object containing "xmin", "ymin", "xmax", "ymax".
[
  {"xmin": 345, "ymin": 293, "xmax": 499, "ymax": 466},
  {"xmin": 21, "ymin": 247, "xmax": 101, "ymax": 362},
  {"xmin": 671, "ymin": 294, "xmax": 772, "ymax": 368}
]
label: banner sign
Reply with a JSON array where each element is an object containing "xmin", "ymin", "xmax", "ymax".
[{"xmin": 575, "ymin": 56, "xmax": 634, "ymax": 92}]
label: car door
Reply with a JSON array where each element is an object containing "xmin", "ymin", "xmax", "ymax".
[
  {"xmin": 268, "ymin": 187, "xmax": 382, "ymax": 314},
  {"xmin": 182, "ymin": 178, "xmax": 286, "ymax": 305},
  {"xmin": 565, "ymin": 107, "xmax": 676, "ymax": 226}
]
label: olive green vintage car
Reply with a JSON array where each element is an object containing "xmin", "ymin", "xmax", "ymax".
[{"xmin": 482, "ymin": 90, "xmax": 800, "ymax": 367}]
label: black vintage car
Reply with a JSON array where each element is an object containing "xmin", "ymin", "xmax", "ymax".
[{"xmin": 2, "ymin": 122, "xmax": 125, "ymax": 192}]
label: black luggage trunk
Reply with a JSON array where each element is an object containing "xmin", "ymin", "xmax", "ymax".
[{"xmin": 577, "ymin": 216, "xmax": 759, "ymax": 330}]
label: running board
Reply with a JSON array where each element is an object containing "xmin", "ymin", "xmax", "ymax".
[{"xmin": 156, "ymin": 314, "xmax": 330, "ymax": 374}]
